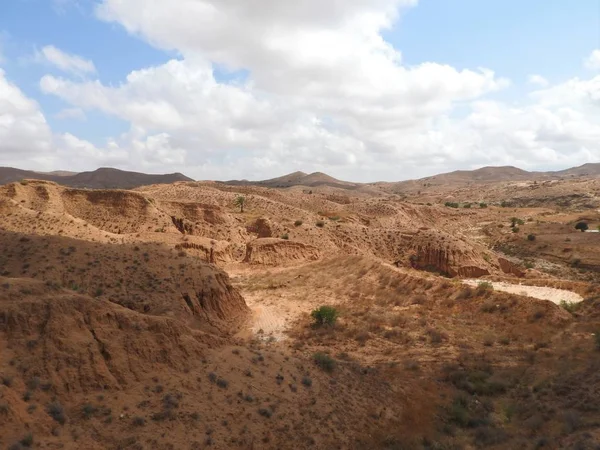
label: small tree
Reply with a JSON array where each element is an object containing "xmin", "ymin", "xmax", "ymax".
[
  {"xmin": 311, "ymin": 306, "xmax": 338, "ymax": 326},
  {"xmin": 575, "ymin": 222, "xmax": 588, "ymax": 232},
  {"xmin": 234, "ymin": 195, "xmax": 246, "ymax": 213}
]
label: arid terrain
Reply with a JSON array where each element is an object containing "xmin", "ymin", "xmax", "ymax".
[{"xmin": 1, "ymin": 166, "xmax": 600, "ymax": 449}]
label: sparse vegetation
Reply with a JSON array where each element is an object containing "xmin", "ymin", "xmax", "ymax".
[
  {"xmin": 311, "ymin": 306, "xmax": 339, "ymax": 326},
  {"xmin": 510, "ymin": 217, "xmax": 525, "ymax": 227},
  {"xmin": 301, "ymin": 376, "xmax": 312, "ymax": 387},
  {"xmin": 316, "ymin": 220, "xmax": 325, "ymax": 228},
  {"xmin": 559, "ymin": 300, "xmax": 580, "ymax": 314},
  {"xmin": 258, "ymin": 407, "xmax": 273, "ymax": 418},
  {"xmin": 234, "ymin": 195, "xmax": 246, "ymax": 213},
  {"xmin": 477, "ymin": 281, "xmax": 493, "ymax": 291},
  {"xmin": 4, "ymin": 159, "xmax": 600, "ymax": 450},
  {"xmin": 132, "ymin": 416, "xmax": 146, "ymax": 426},
  {"xmin": 281, "ymin": 233, "xmax": 289, "ymax": 240},
  {"xmin": 20, "ymin": 433, "xmax": 33, "ymax": 447},
  {"xmin": 47, "ymin": 401, "xmax": 67, "ymax": 424},
  {"xmin": 313, "ymin": 352, "xmax": 336, "ymax": 372}
]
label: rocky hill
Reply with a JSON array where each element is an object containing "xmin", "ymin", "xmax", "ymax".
[
  {"xmin": 224, "ymin": 171, "xmax": 360, "ymax": 189},
  {"xmin": 0, "ymin": 167, "xmax": 193, "ymax": 189}
]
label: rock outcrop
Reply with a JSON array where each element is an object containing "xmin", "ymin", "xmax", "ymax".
[
  {"xmin": 244, "ymin": 238, "xmax": 321, "ymax": 266},
  {"xmin": 498, "ymin": 257, "xmax": 526, "ymax": 278},
  {"xmin": 246, "ymin": 218, "xmax": 282, "ymax": 238},
  {"xmin": 403, "ymin": 230, "xmax": 492, "ymax": 278}
]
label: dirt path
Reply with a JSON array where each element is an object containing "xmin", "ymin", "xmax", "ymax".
[{"xmin": 463, "ymin": 280, "xmax": 584, "ymax": 304}]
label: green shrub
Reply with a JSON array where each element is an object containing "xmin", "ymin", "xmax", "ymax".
[
  {"xmin": 258, "ymin": 407, "xmax": 273, "ymax": 418},
  {"xmin": 479, "ymin": 202, "xmax": 488, "ymax": 208},
  {"xmin": 444, "ymin": 202, "xmax": 459, "ymax": 208},
  {"xmin": 313, "ymin": 352, "xmax": 336, "ymax": 372},
  {"xmin": 294, "ymin": 220, "xmax": 303, "ymax": 227},
  {"xmin": 281, "ymin": 234, "xmax": 289, "ymax": 240},
  {"xmin": 512, "ymin": 226, "xmax": 520, "ymax": 233},
  {"xmin": 575, "ymin": 222, "xmax": 588, "ymax": 232},
  {"xmin": 132, "ymin": 416, "xmax": 146, "ymax": 427},
  {"xmin": 448, "ymin": 395, "xmax": 470, "ymax": 427},
  {"xmin": 478, "ymin": 281, "xmax": 494, "ymax": 291},
  {"xmin": 463, "ymin": 203, "xmax": 471, "ymax": 209},
  {"xmin": 311, "ymin": 306, "xmax": 339, "ymax": 326},
  {"xmin": 82, "ymin": 403, "xmax": 97, "ymax": 419},
  {"xmin": 47, "ymin": 402, "xmax": 66, "ymax": 424},
  {"xmin": 510, "ymin": 217, "xmax": 524, "ymax": 227},
  {"xmin": 316, "ymin": 220, "xmax": 325, "ymax": 228},
  {"xmin": 559, "ymin": 300, "xmax": 580, "ymax": 314},
  {"xmin": 20, "ymin": 432, "xmax": 33, "ymax": 447},
  {"xmin": 527, "ymin": 234, "xmax": 536, "ymax": 241}
]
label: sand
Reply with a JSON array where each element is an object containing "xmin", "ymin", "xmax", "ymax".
[{"xmin": 463, "ymin": 279, "xmax": 584, "ymax": 304}]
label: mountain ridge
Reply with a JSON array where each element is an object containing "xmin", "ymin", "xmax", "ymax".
[
  {"xmin": 2, "ymin": 162, "xmax": 600, "ymax": 190},
  {"xmin": 0, "ymin": 167, "xmax": 193, "ymax": 189}
]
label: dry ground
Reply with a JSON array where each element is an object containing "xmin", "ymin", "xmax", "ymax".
[{"xmin": 1, "ymin": 176, "xmax": 600, "ymax": 449}]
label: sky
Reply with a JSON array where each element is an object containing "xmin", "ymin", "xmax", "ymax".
[{"xmin": 0, "ymin": 0, "xmax": 599, "ymax": 182}]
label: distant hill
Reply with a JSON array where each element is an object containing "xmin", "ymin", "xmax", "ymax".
[
  {"xmin": 224, "ymin": 171, "xmax": 360, "ymax": 189},
  {"xmin": 421, "ymin": 166, "xmax": 537, "ymax": 184},
  {"xmin": 3, "ymin": 162, "xmax": 599, "ymax": 192},
  {"xmin": 0, "ymin": 167, "xmax": 194, "ymax": 189},
  {"xmin": 552, "ymin": 163, "xmax": 600, "ymax": 178}
]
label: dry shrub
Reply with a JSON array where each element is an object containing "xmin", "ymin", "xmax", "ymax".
[
  {"xmin": 354, "ymin": 331, "xmax": 370, "ymax": 345},
  {"xmin": 455, "ymin": 287, "xmax": 474, "ymax": 300},
  {"xmin": 388, "ymin": 313, "xmax": 408, "ymax": 328},
  {"xmin": 427, "ymin": 328, "xmax": 448, "ymax": 344},
  {"xmin": 411, "ymin": 294, "xmax": 427, "ymax": 305}
]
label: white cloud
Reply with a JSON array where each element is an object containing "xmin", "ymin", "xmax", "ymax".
[
  {"xmin": 528, "ymin": 74, "xmax": 549, "ymax": 87},
  {"xmin": 585, "ymin": 49, "xmax": 600, "ymax": 71},
  {"xmin": 2, "ymin": 0, "xmax": 596, "ymax": 180},
  {"xmin": 35, "ymin": 0, "xmax": 511, "ymax": 178},
  {"xmin": 55, "ymin": 107, "xmax": 86, "ymax": 120},
  {"xmin": 37, "ymin": 45, "xmax": 96, "ymax": 76},
  {"xmin": 0, "ymin": 68, "xmax": 53, "ymax": 160}
]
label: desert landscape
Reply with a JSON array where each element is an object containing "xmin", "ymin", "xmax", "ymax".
[{"xmin": 1, "ymin": 165, "xmax": 600, "ymax": 449}]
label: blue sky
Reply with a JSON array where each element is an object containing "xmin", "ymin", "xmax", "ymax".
[{"xmin": 0, "ymin": 0, "xmax": 599, "ymax": 180}]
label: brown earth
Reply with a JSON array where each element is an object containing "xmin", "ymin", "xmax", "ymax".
[{"xmin": 1, "ymin": 167, "xmax": 600, "ymax": 449}]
